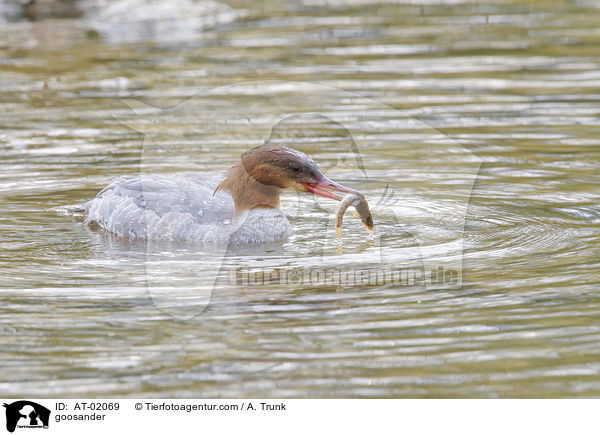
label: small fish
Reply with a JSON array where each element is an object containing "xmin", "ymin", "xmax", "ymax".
[{"xmin": 335, "ymin": 192, "xmax": 374, "ymax": 238}]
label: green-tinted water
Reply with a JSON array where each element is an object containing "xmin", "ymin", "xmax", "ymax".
[{"xmin": 1, "ymin": 0, "xmax": 599, "ymax": 397}]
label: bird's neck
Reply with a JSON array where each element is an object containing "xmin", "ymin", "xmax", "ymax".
[{"xmin": 215, "ymin": 163, "xmax": 282, "ymax": 212}]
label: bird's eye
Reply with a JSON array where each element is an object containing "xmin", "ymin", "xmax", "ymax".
[{"xmin": 291, "ymin": 165, "xmax": 302, "ymax": 173}]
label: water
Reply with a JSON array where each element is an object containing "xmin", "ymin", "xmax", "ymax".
[{"xmin": 1, "ymin": 0, "xmax": 600, "ymax": 398}]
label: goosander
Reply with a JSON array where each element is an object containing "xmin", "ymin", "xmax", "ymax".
[{"xmin": 83, "ymin": 146, "xmax": 359, "ymax": 245}]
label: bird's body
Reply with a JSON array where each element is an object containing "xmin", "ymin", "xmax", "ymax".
[
  {"xmin": 83, "ymin": 146, "xmax": 358, "ymax": 245},
  {"xmin": 83, "ymin": 173, "xmax": 292, "ymax": 244}
]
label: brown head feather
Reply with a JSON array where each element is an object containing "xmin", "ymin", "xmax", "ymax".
[{"xmin": 215, "ymin": 146, "xmax": 324, "ymax": 212}]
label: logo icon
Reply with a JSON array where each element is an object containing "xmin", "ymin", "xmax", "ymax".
[
  {"xmin": 3, "ymin": 401, "xmax": 50, "ymax": 433},
  {"xmin": 110, "ymin": 80, "xmax": 480, "ymax": 320}
]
